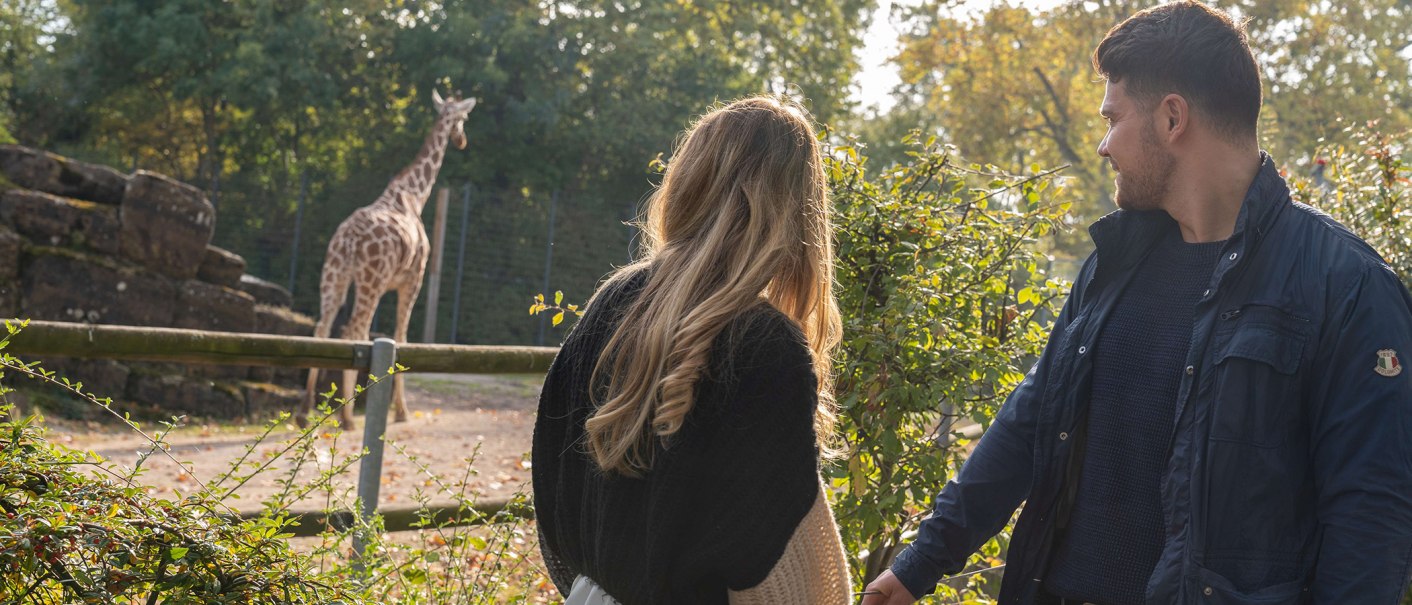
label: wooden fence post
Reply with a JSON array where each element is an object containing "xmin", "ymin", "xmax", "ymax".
[
  {"xmin": 352, "ymin": 337, "xmax": 398, "ymax": 566},
  {"xmin": 422, "ymin": 187, "xmax": 450, "ymax": 343}
]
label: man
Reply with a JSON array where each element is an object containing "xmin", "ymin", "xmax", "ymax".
[{"xmin": 863, "ymin": 2, "xmax": 1412, "ymax": 604}]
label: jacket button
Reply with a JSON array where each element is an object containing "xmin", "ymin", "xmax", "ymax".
[
  {"xmin": 1185, "ymin": 365, "xmax": 1194, "ymax": 375},
  {"xmin": 1203, "ymin": 586, "xmax": 1213, "ymax": 596},
  {"xmin": 1229, "ymin": 252, "xmax": 1238, "ymax": 260},
  {"xmin": 1078, "ymin": 346, "xmax": 1087, "ymax": 355},
  {"xmin": 1203, "ymin": 289, "xmax": 1211, "ymax": 297},
  {"xmin": 1059, "ymin": 432, "xmax": 1068, "ymax": 440}
]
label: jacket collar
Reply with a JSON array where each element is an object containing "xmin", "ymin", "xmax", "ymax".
[{"xmin": 1088, "ymin": 152, "xmax": 1288, "ymax": 271}]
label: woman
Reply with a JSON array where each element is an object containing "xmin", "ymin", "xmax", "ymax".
[{"xmin": 532, "ymin": 96, "xmax": 850, "ymax": 605}]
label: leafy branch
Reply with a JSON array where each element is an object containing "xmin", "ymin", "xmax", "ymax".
[{"xmin": 529, "ymin": 290, "xmax": 584, "ymax": 327}]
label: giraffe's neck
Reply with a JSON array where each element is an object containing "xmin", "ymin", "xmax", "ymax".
[{"xmin": 379, "ymin": 115, "xmax": 454, "ymax": 216}]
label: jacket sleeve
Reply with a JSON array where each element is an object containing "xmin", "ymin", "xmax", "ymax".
[
  {"xmin": 889, "ymin": 261, "xmax": 1090, "ymax": 598},
  {"xmin": 1309, "ymin": 264, "xmax": 1412, "ymax": 603}
]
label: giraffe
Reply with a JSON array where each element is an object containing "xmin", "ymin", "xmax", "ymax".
[{"xmin": 299, "ymin": 90, "xmax": 478, "ymax": 429}]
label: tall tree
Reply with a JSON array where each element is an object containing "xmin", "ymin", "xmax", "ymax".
[
  {"xmin": 887, "ymin": 0, "xmax": 1142, "ymax": 248},
  {"xmin": 1235, "ymin": 0, "xmax": 1412, "ymax": 160},
  {"xmin": 63, "ymin": 0, "xmax": 398, "ymax": 194},
  {"xmin": 882, "ymin": 0, "xmax": 1412, "ymax": 257},
  {"xmin": 0, "ymin": 0, "xmax": 75, "ymax": 147}
]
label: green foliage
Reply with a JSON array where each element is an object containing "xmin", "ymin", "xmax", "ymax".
[
  {"xmin": 884, "ymin": 0, "xmax": 1412, "ymax": 258},
  {"xmin": 826, "ymin": 135, "xmax": 1071, "ymax": 600},
  {"xmin": 0, "ymin": 344, "xmax": 368, "ymax": 601},
  {"xmin": 529, "ymin": 291, "xmax": 584, "ymax": 329},
  {"xmin": 1290, "ymin": 126, "xmax": 1412, "ymax": 285},
  {"xmin": 0, "ymin": 321, "xmax": 553, "ymax": 603},
  {"xmin": 884, "ymin": 0, "xmax": 1139, "ymax": 249},
  {"xmin": 1, "ymin": 0, "xmax": 873, "ymax": 346},
  {"xmin": 1237, "ymin": 0, "xmax": 1412, "ymax": 163},
  {"xmin": 0, "ymin": 1, "xmax": 59, "ymax": 136},
  {"xmin": 330, "ymin": 444, "xmax": 547, "ymax": 604},
  {"xmin": 0, "ymin": 413, "xmax": 365, "ymax": 603}
]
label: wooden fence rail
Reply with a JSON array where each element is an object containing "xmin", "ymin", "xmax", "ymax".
[
  {"xmin": 231, "ymin": 500, "xmax": 537, "ymax": 537},
  {"xmin": 2, "ymin": 319, "xmax": 557, "ymax": 552},
  {"xmin": 2, "ymin": 319, "xmax": 558, "ymax": 374}
]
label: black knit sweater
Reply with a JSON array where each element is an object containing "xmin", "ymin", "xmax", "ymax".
[
  {"xmin": 531, "ymin": 267, "xmax": 822, "ymax": 604},
  {"xmin": 1044, "ymin": 226, "xmax": 1223, "ymax": 604}
]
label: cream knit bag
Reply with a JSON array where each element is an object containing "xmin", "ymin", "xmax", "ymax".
[{"xmin": 728, "ymin": 479, "xmax": 851, "ymax": 605}]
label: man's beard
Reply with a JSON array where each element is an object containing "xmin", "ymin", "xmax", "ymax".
[{"xmin": 1112, "ymin": 126, "xmax": 1176, "ymax": 211}]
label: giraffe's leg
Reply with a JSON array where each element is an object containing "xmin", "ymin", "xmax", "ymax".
[
  {"xmin": 336, "ymin": 283, "xmax": 382, "ymax": 430},
  {"xmin": 390, "ymin": 279, "xmax": 423, "ymax": 423},
  {"xmin": 300, "ymin": 269, "xmax": 352, "ymax": 428}
]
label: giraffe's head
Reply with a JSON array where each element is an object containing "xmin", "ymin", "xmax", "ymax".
[{"xmin": 432, "ymin": 89, "xmax": 478, "ymax": 150}]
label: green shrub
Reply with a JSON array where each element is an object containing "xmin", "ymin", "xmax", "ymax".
[
  {"xmin": 826, "ymin": 135, "xmax": 1071, "ymax": 601},
  {"xmin": 1291, "ymin": 126, "xmax": 1412, "ymax": 286},
  {"xmin": 0, "ymin": 401, "xmax": 367, "ymax": 602},
  {"xmin": 0, "ymin": 321, "xmax": 552, "ymax": 604}
]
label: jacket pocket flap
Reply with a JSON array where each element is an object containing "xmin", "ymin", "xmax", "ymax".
[
  {"xmin": 1217, "ymin": 327, "xmax": 1303, "ymax": 375},
  {"xmin": 1193, "ymin": 563, "xmax": 1309, "ymax": 604}
]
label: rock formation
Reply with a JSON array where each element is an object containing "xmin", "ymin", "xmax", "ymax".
[{"xmin": 0, "ymin": 144, "xmax": 314, "ymax": 420}]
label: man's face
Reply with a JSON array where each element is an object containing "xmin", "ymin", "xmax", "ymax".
[{"xmin": 1097, "ymin": 81, "xmax": 1175, "ymax": 211}]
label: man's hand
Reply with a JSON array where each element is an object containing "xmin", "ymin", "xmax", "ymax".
[{"xmin": 859, "ymin": 570, "xmax": 917, "ymax": 605}]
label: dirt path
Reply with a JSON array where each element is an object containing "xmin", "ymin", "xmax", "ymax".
[{"xmin": 43, "ymin": 373, "xmax": 543, "ymax": 514}]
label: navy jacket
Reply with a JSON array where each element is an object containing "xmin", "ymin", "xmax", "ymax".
[{"xmin": 892, "ymin": 156, "xmax": 1412, "ymax": 604}]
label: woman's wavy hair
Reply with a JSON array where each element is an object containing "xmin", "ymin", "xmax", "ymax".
[{"xmin": 585, "ymin": 95, "xmax": 842, "ymax": 477}]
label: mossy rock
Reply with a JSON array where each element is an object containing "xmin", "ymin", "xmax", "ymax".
[
  {"xmin": 0, "ymin": 172, "xmax": 19, "ymax": 195},
  {"xmin": 0, "ymin": 144, "xmax": 128, "ymax": 204},
  {"xmin": 21, "ymin": 247, "xmax": 177, "ymax": 326}
]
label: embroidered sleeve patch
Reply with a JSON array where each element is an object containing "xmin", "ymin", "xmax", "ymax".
[{"xmin": 1375, "ymin": 349, "xmax": 1402, "ymax": 377}]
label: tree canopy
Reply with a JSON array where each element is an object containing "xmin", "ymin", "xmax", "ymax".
[
  {"xmin": 2, "ymin": 0, "xmax": 871, "ymax": 344},
  {"xmin": 862, "ymin": 0, "xmax": 1411, "ymax": 256},
  {"xmin": 4, "ymin": 0, "xmax": 1408, "ymax": 336}
]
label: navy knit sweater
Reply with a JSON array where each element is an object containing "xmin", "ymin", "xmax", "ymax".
[{"xmin": 1044, "ymin": 226, "xmax": 1223, "ymax": 605}]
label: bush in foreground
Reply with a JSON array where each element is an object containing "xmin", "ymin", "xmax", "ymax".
[
  {"xmin": 827, "ymin": 135, "xmax": 1072, "ymax": 601},
  {"xmin": 0, "ymin": 320, "xmax": 552, "ymax": 604},
  {"xmin": 0, "ymin": 410, "xmax": 365, "ymax": 603}
]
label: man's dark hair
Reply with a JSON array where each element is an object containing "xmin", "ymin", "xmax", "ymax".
[{"xmin": 1093, "ymin": 1, "xmax": 1262, "ymax": 140}]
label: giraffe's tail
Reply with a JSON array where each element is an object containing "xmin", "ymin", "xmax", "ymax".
[{"xmin": 312, "ymin": 265, "xmax": 353, "ymax": 340}]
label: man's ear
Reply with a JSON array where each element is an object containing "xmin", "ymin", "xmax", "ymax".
[{"xmin": 1160, "ymin": 93, "xmax": 1189, "ymax": 141}]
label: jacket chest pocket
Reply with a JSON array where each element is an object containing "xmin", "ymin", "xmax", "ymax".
[{"xmin": 1209, "ymin": 308, "xmax": 1309, "ymax": 448}]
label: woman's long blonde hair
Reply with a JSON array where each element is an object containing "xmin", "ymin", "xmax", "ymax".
[{"xmin": 585, "ymin": 95, "xmax": 842, "ymax": 477}]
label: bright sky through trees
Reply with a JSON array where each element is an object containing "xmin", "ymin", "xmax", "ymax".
[{"xmin": 852, "ymin": 0, "xmax": 1067, "ymax": 113}]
